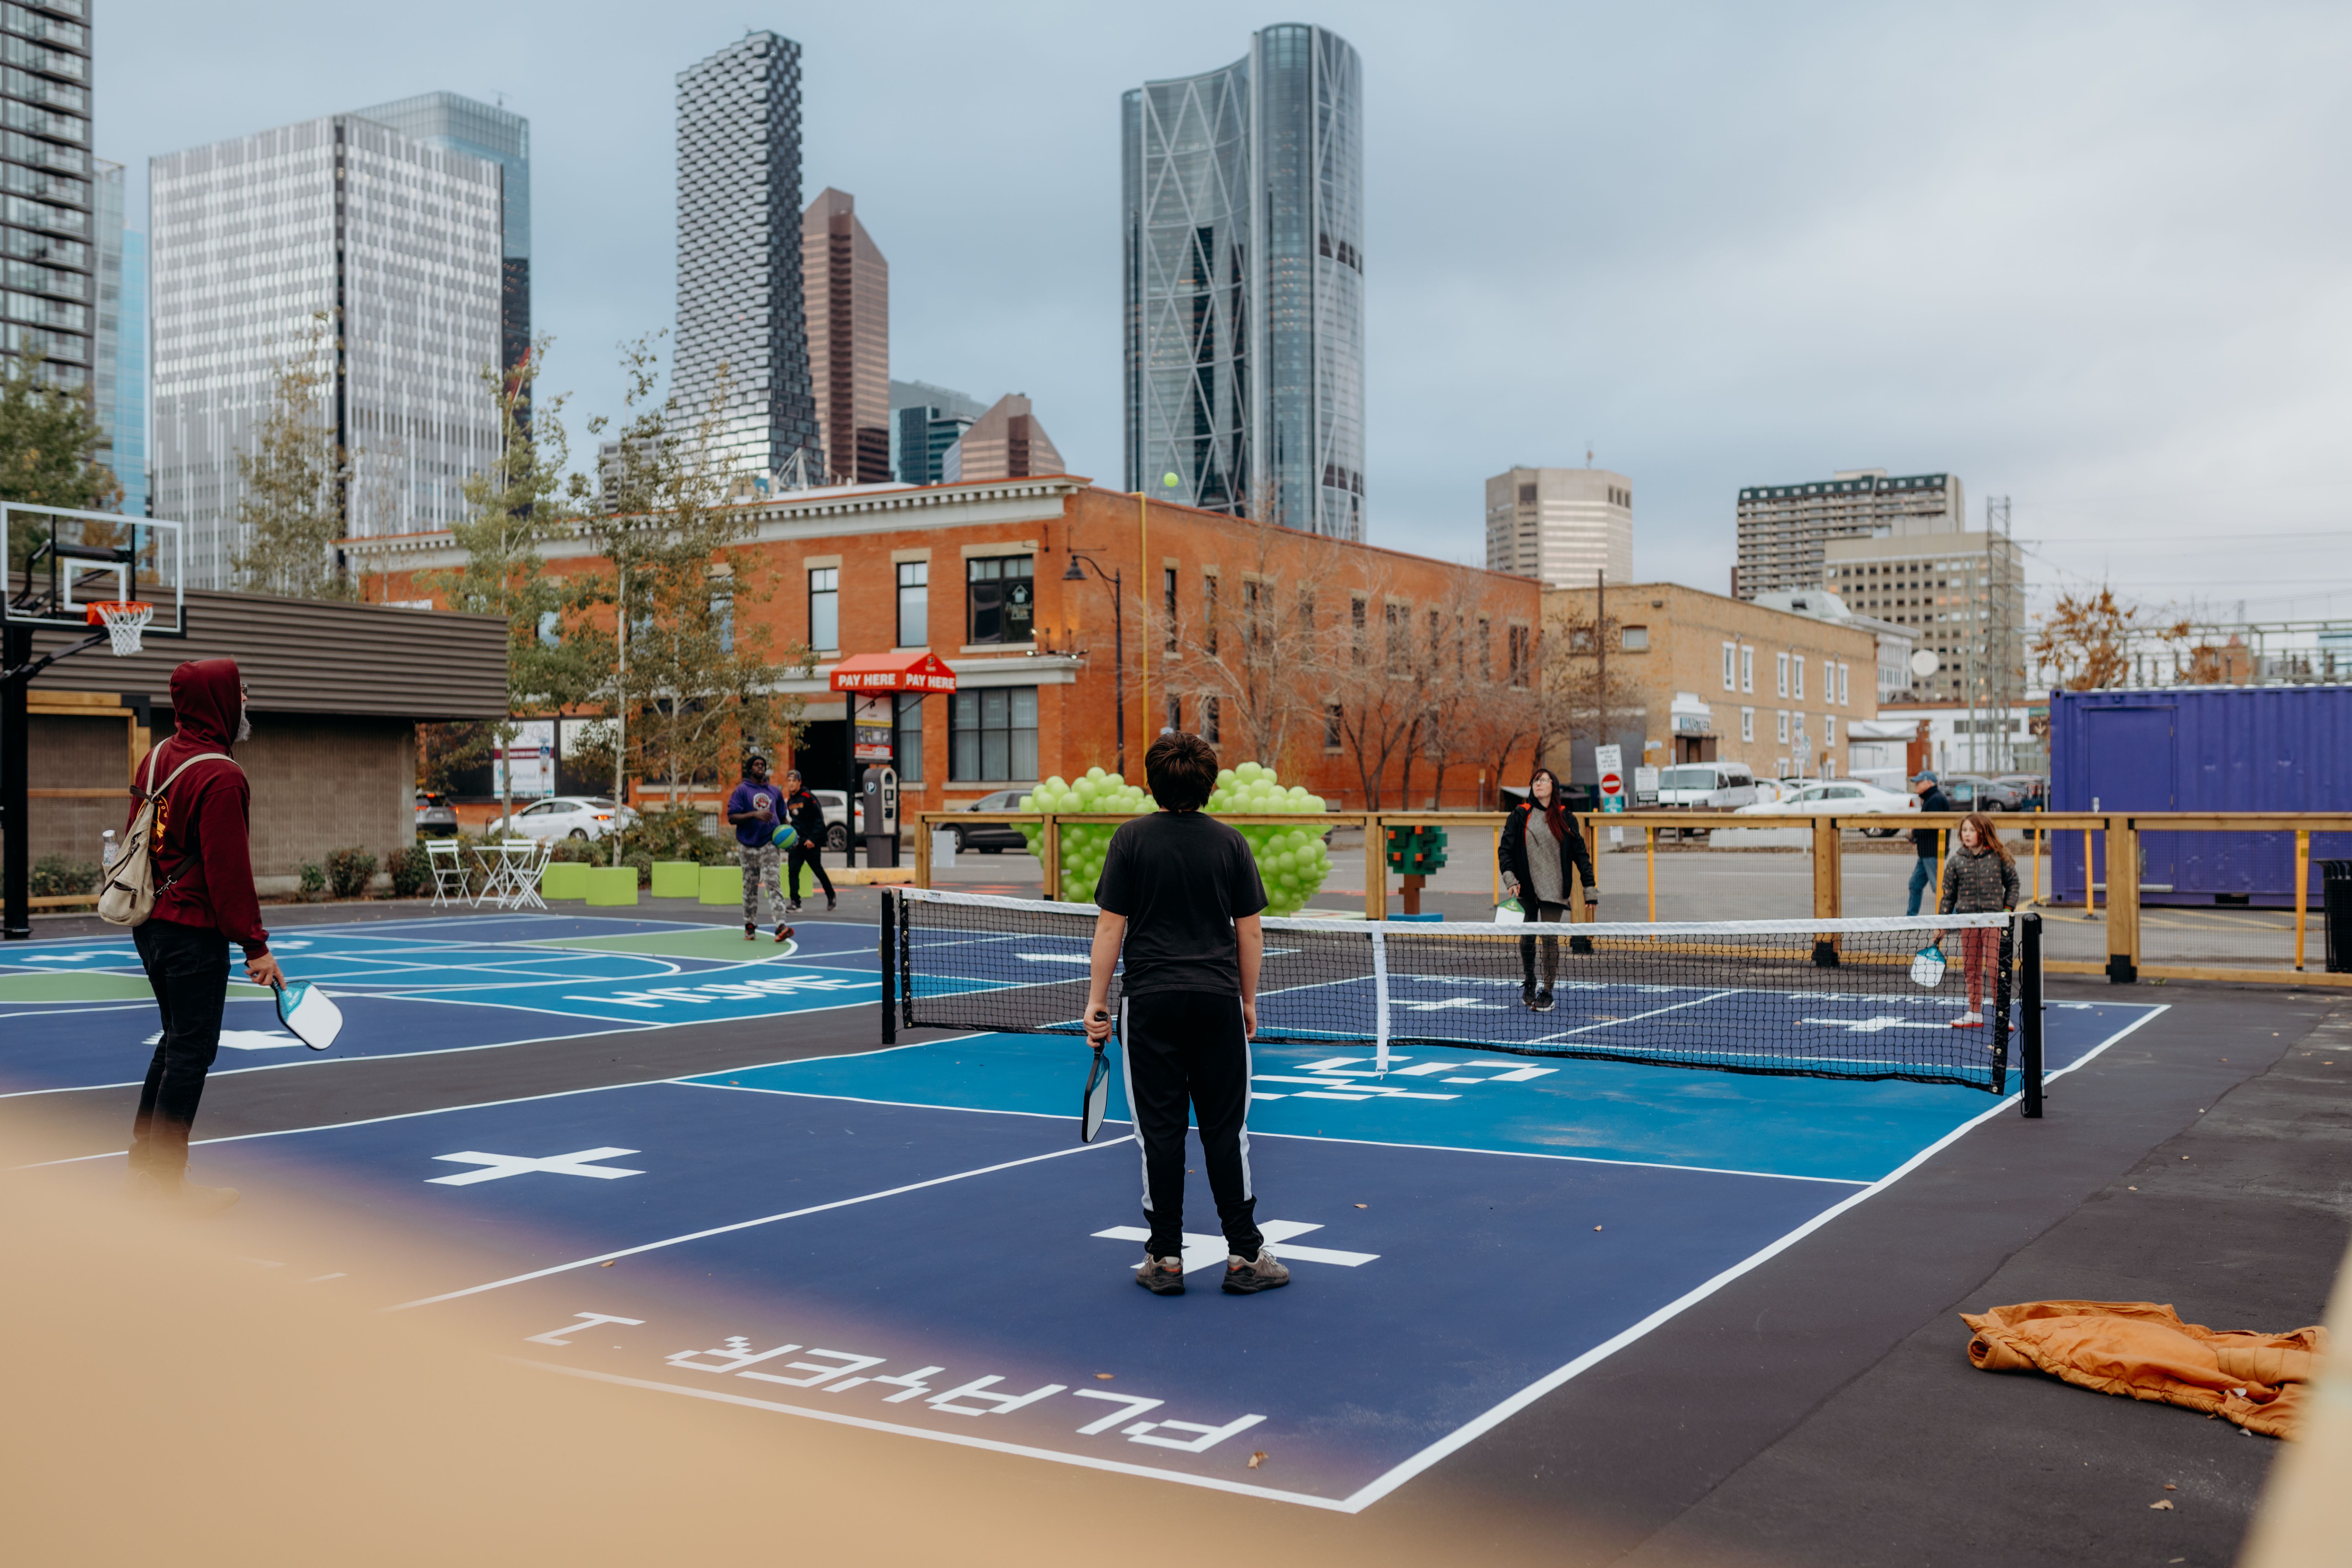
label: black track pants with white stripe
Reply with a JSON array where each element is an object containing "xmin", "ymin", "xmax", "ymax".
[{"xmin": 1121, "ymin": 990, "xmax": 1264, "ymax": 1262}]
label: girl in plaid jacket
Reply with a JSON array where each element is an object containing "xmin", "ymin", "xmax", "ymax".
[{"xmin": 1939, "ymin": 811, "xmax": 2020, "ymax": 1028}]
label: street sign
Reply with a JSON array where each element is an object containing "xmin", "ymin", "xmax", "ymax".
[
  {"xmin": 1594, "ymin": 744, "xmax": 1625, "ymax": 813},
  {"xmin": 1634, "ymin": 765, "xmax": 1659, "ymax": 805}
]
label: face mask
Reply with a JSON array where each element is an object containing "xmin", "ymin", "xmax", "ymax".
[{"xmin": 236, "ymin": 703, "xmax": 251, "ymax": 742}]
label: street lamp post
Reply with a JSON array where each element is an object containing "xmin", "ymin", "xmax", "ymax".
[{"xmin": 1063, "ymin": 551, "xmax": 1126, "ymax": 777}]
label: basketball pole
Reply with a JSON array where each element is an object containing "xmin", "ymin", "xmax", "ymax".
[{"xmin": 3, "ymin": 621, "xmax": 107, "ymax": 939}]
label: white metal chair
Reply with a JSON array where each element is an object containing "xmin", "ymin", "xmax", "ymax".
[
  {"xmin": 424, "ymin": 839, "xmax": 470, "ymax": 908},
  {"xmin": 474, "ymin": 839, "xmax": 552, "ymax": 911}
]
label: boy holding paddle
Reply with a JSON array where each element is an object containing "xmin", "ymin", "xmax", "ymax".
[{"xmin": 1083, "ymin": 732, "xmax": 1284, "ymax": 1296}]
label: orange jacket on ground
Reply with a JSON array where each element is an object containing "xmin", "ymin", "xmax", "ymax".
[{"xmin": 1961, "ymin": 1299, "xmax": 2326, "ymax": 1439}]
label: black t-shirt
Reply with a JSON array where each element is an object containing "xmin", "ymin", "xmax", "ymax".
[{"xmin": 1094, "ymin": 811, "xmax": 1268, "ymax": 996}]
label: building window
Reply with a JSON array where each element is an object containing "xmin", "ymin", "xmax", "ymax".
[
  {"xmin": 1203, "ymin": 695, "xmax": 1219, "ymax": 744},
  {"xmin": 1478, "ymin": 615, "xmax": 1491, "ymax": 680},
  {"xmin": 1621, "ymin": 624, "xmax": 1649, "ymax": 651},
  {"xmin": 1776, "ymin": 652, "xmax": 1790, "ymax": 698},
  {"xmin": 1507, "ymin": 624, "xmax": 1532, "ymax": 687},
  {"xmin": 895, "ymin": 693, "xmax": 924, "ymax": 783},
  {"xmin": 1203, "ymin": 572, "xmax": 1218, "ymax": 655},
  {"xmin": 1824, "ymin": 713, "xmax": 1836, "ymax": 747},
  {"xmin": 1351, "ymin": 596, "xmax": 1367, "ymax": 665},
  {"xmin": 966, "ymin": 556, "xmax": 1032, "ymax": 645},
  {"xmin": 1721, "ymin": 641, "xmax": 1736, "ymax": 691},
  {"xmin": 949, "ymin": 686, "xmax": 1038, "ymax": 781},
  {"xmin": 807, "ymin": 567, "xmax": 839, "ymax": 651},
  {"xmin": 1741, "ymin": 707, "xmax": 1754, "ymax": 743},
  {"xmin": 1164, "ymin": 567, "xmax": 1177, "ymax": 653},
  {"xmin": 1776, "ymin": 709, "xmax": 1790, "ymax": 744},
  {"xmin": 1740, "ymin": 646, "xmax": 1754, "ymax": 693},
  {"xmin": 1793, "ymin": 654, "xmax": 1805, "ymax": 701},
  {"xmin": 711, "ymin": 585, "xmax": 735, "ymax": 653},
  {"xmin": 896, "ymin": 560, "xmax": 928, "ymax": 648},
  {"xmin": 1165, "ymin": 694, "xmax": 1180, "ymax": 733},
  {"xmin": 1837, "ymin": 662, "xmax": 1850, "ymax": 706},
  {"xmin": 1325, "ymin": 703, "xmax": 1344, "ymax": 750},
  {"xmin": 1385, "ymin": 602, "xmax": 1407, "ymax": 674}
]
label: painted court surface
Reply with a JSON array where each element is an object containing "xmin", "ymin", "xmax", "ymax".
[{"xmin": 19, "ymin": 912, "xmax": 2163, "ymax": 1511}]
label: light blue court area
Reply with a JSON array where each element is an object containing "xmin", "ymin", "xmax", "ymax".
[
  {"xmin": 96, "ymin": 995, "xmax": 2167, "ymax": 1510},
  {"xmin": 0, "ymin": 914, "xmax": 891, "ymax": 1095}
]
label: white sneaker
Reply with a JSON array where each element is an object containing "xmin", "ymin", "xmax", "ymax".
[{"xmin": 1951, "ymin": 1012, "xmax": 1985, "ymax": 1029}]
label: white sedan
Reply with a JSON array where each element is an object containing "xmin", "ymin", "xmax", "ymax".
[
  {"xmin": 487, "ymin": 796, "xmax": 640, "ymax": 842},
  {"xmin": 1734, "ymin": 780, "xmax": 1920, "ymax": 836}
]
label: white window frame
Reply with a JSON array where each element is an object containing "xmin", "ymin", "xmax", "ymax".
[
  {"xmin": 1740, "ymin": 706, "xmax": 1754, "ymax": 743},
  {"xmin": 1721, "ymin": 641, "xmax": 1737, "ymax": 691},
  {"xmin": 1837, "ymin": 662, "xmax": 1849, "ymax": 706},
  {"xmin": 1740, "ymin": 646, "xmax": 1754, "ymax": 694},
  {"xmin": 1776, "ymin": 709, "xmax": 1790, "ymax": 744},
  {"xmin": 1793, "ymin": 655, "xmax": 1805, "ymax": 701},
  {"xmin": 1825, "ymin": 713, "xmax": 1837, "ymax": 746},
  {"xmin": 1776, "ymin": 652, "xmax": 1790, "ymax": 698}
]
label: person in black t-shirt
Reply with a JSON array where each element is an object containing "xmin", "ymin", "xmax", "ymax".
[{"xmin": 1084, "ymin": 732, "xmax": 1285, "ymax": 1297}]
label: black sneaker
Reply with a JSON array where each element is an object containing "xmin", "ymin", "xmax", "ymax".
[
  {"xmin": 787, "ymin": 899, "xmax": 802, "ymax": 913},
  {"xmin": 1521, "ymin": 981, "xmax": 1537, "ymax": 1008},
  {"xmin": 743, "ymin": 923, "xmax": 757, "ymax": 941},
  {"xmin": 826, "ymin": 894, "xmax": 837, "ymax": 912},
  {"xmin": 1136, "ymin": 1255, "xmax": 1186, "ymax": 1295},
  {"xmin": 1222, "ymin": 1245, "xmax": 1290, "ymax": 1294},
  {"xmin": 1532, "ymin": 987, "xmax": 1555, "ymax": 1012},
  {"xmin": 775, "ymin": 924, "xmax": 794, "ymax": 944}
]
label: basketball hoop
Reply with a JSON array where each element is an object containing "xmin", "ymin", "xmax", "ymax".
[{"xmin": 86, "ymin": 600, "xmax": 154, "ymax": 656}]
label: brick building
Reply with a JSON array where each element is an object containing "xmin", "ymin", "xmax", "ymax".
[
  {"xmin": 353, "ymin": 476, "xmax": 1543, "ymax": 814},
  {"xmin": 1542, "ymin": 581, "xmax": 1882, "ymax": 784}
]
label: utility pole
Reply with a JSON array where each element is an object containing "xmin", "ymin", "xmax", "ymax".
[{"xmin": 1595, "ymin": 569, "xmax": 1608, "ymax": 790}]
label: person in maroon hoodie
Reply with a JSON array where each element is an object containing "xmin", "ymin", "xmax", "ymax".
[{"xmin": 126, "ymin": 658, "xmax": 283, "ymax": 1211}]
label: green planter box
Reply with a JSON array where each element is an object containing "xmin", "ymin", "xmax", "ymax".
[
  {"xmin": 585, "ymin": 865, "xmax": 640, "ymax": 906},
  {"xmin": 540, "ymin": 861, "xmax": 590, "ymax": 901},
  {"xmin": 699, "ymin": 864, "xmax": 744, "ymax": 906},
  {"xmin": 649, "ymin": 860, "xmax": 700, "ymax": 898}
]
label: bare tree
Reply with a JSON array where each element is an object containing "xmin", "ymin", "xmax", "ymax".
[
  {"xmin": 1540, "ymin": 591, "xmax": 1645, "ymax": 781},
  {"xmin": 233, "ymin": 312, "xmax": 354, "ymax": 600},
  {"xmin": 2031, "ymin": 587, "xmax": 2191, "ymax": 691}
]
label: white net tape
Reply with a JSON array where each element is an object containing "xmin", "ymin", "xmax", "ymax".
[{"xmin": 89, "ymin": 600, "xmax": 153, "ymax": 656}]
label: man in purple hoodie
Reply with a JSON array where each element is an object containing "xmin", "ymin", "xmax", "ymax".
[{"xmin": 126, "ymin": 658, "xmax": 283, "ymax": 1212}]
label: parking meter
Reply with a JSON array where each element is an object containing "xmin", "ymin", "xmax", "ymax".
[{"xmin": 861, "ymin": 766, "xmax": 900, "ymax": 867}]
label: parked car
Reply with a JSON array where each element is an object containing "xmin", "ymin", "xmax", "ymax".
[
  {"xmin": 1734, "ymin": 779, "xmax": 1921, "ymax": 833},
  {"xmin": 1941, "ymin": 774, "xmax": 2026, "ymax": 812},
  {"xmin": 413, "ymin": 791, "xmax": 458, "ymax": 837},
  {"xmin": 485, "ymin": 796, "xmax": 640, "ymax": 842},
  {"xmin": 1656, "ymin": 762, "xmax": 1758, "ymax": 811},
  {"xmin": 807, "ymin": 789, "xmax": 851, "ymax": 851},
  {"xmin": 1994, "ymin": 774, "xmax": 2048, "ymax": 812},
  {"xmin": 949, "ymin": 788, "xmax": 1033, "ymax": 853}
]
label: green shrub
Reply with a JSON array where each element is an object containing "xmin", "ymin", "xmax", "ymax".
[
  {"xmin": 545, "ymin": 835, "xmax": 601, "ymax": 865},
  {"xmin": 296, "ymin": 862, "xmax": 327, "ymax": 901},
  {"xmin": 387, "ymin": 843, "xmax": 429, "ymax": 898},
  {"xmin": 325, "ymin": 846, "xmax": 377, "ymax": 899},
  {"xmin": 31, "ymin": 855, "xmax": 99, "ymax": 897},
  {"xmin": 623, "ymin": 850, "xmax": 654, "ymax": 887},
  {"xmin": 615, "ymin": 806, "xmax": 734, "ymax": 867}
]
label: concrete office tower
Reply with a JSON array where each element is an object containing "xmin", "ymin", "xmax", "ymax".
[
  {"xmin": 1123, "ymin": 23, "xmax": 1365, "ymax": 538},
  {"xmin": 1733, "ymin": 468, "xmax": 1963, "ymax": 599},
  {"xmin": 151, "ymin": 116, "xmax": 503, "ymax": 588},
  {"xmin": 1485, "ymin": 466, "xmax": 1633, "ymax": 589},
  {"xmin": 0, "ymin": 3, "xmax": 95, "ymax": 393},
  {"xmin": 802, "ymin": 187, "xmax": 889, "ymax": 484},
  {"xmin": 942, "ymin": 393, "xmax": 1061, "ymax": 483},
  {"xmin": 93, "ymin": 160, "xmax": 149, "ymax": 516},
  {"xmin": 1823, "ymin": 528, "xmax": 2025, "ymax": 706},
  {"xmin": 674, "ymin": 32, "xmax": 819, "ymax": 488},
  {"xmin": 889, "ymin": 378, "xmax": 986, "ymax": 485},
  {"xmin": 351, "ymin": 93, "xmax": 531, "ymax": 374}
]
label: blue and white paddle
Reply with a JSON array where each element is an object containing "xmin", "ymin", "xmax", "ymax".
[{"xmin": 274, "ymin": 979, "xmax": 344, "ymax": 1051}]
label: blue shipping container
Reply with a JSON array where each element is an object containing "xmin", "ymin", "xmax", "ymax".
[{"xmin": 2048, "ymin": 686, "xmax": 2352, "ymax": 907}]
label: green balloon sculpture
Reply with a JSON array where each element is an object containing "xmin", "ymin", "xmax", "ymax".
[{"xmin": 1018, "ymin": 760, "xmax": 1331, "ymax": 914}]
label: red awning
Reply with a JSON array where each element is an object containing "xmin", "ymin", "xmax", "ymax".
[{"xmin": 828, "ymin": 651, "xmax": 958, "ymax": 694}]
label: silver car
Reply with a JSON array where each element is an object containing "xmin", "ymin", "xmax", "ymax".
[{"xmin": 487, "ymin": 796, "xmax": 641, "ymax": 842}]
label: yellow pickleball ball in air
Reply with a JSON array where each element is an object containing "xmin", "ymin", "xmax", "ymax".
[{"xmin": 1163, "ymin": 472, "xmax": 1180, "ymax": 487}]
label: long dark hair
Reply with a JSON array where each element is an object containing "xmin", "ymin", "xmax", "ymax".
[{"xmin": 1527, "ymin": 767, "xmax": 1572, "ymax": 843}]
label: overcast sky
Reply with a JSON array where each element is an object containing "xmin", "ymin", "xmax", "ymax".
[{"xmin": 105, "ymin": 1, "xmax": 2352, "ymax": 622}]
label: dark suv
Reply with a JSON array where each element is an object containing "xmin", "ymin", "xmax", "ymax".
[
  {"xmin": 414, "ymin": 791, "xmax": 459, "ymax": 836},
  {"xmin": 952, "ymin": 788, "xmax": 1035, "ymax": 853}
]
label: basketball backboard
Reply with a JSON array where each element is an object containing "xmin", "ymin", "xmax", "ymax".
[{"xmin": 3, "ymin": 504, "xmax": 184, "ymax": 638}]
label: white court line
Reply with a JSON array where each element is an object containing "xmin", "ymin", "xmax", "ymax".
[
  {"xmin": 392, "ymin": 1138, "xmax": 1128, "ymax": 1310},
  {"xmin": 1529, "ymin": 988, "xmax": 1743, "ymax": 1043}
]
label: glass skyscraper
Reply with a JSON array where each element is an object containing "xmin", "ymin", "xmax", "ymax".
[
  {"xmin": 92, "ymin": 158, "xmax": 145, "ymax": 515},
  {"xmin": 150, "ymin": 115, "xmax": 503, "ymax": 587},
  {"xmin": 352, "ymin": 93, "xmax": 531, "ymax": 375},
  {"xmin": 0, "ymin": 2, "xmax": 96, "ymax": 393},
  {"xmin": 1123, "ymin": 24, "xmax": 1365, "ymax": 539},
  {"xmin": 674, "ymin": 32, "xmax": 820, "ymax": 487}
]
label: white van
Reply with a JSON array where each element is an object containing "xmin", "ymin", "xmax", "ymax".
[{"xmin": 1657, "ymin": 762, "xmax": 1758, "ymax": 811}]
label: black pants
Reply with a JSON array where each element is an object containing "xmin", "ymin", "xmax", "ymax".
[
  {"xmin": 1520, "ymin": 899, "xmax": 1578, "ymax": 985},
  {"xmin": 787, "ymin": 842, "xmax": 833, "ymax": 902},
  {"xmin": 1120, "ymin": 990, "xmax": 1263, "ymax": 1262},
  {"xmin": 130, "ymin": 916, "xmax": 230, "ymax": 1175}
]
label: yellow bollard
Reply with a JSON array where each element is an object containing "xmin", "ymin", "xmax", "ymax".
[
  {"xmin": 2295, "ymin": 829, "xmax": 2310, "ymax": 971},
  {"xmin": 1646, "ymin": 826, "xmax": 1656, "ymax": 922}
]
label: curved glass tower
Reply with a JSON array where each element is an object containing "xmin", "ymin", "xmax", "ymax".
[{"xmin": 1123, "ymin": 24, "xmax": 1364, "ymax": 539}]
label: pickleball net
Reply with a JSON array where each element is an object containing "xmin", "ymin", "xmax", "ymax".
[{"xmin": 889, "ymin": 888, "xmax": 2042, "ymax": 1096}]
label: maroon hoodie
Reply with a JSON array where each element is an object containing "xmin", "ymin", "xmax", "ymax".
[{"xmin": 128, "ymin": 658, "xmax": 269, "ymax": 955}]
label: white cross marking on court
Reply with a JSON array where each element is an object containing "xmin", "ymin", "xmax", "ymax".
[
  {"xmin": 426, "ymin": 1147, "xmax": 645, "ymax": 1186},
  {"xmin": 1093, "ymin": 1219, "xmax": 1378, "ymax": 1276},
  {"xmin": 1797, "ymin": 1016, "xmax": 1955, "ymax": 1034}
]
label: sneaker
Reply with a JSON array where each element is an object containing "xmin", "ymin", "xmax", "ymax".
[
  {"xmin": 744, "ymin": 924, "xmax": 757, "ymax": 941},
  {"xmin": 826, "ymin": 894, "xmax": 837, "ymax": 912},
  {"xmin": 775, "ymin": 924, "xmax": 795, "ymax": 944},
  {"xmin": 1521, "ymin": 981, "xmax": 1537, "ymax": 1008},
  {"xmin": 1135, "ymin": 1255, "xmax": 1186, "ymax": 1295},
  {"xmin": 1532, "ymin": 987, "xmax": 1555, "ymax": 1012},
  {"xmin": 1952, "ymin": 1012, "xmax": 1985, "ymax": 1029},
  {"xmin": 1222, "ymin": 1245, "xmax": 1290, "ymax": 1294},
  {"xmin": 786, "ymin": 900, "xmax": 802, "ymax": 913}
]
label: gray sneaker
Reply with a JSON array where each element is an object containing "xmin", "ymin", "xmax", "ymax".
[
  {"xmin": 1222, "ymin": 1244, "xmax": 1290, "ymax": 1294},
  {"xmin": 1136, "ymin": 1255, "xmax": 1186, "ymax": 1295}
]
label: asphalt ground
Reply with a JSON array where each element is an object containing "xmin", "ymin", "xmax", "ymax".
[{"xmin": 8, "ymin": 894, "xmax": 2346, "ymax": 1565}]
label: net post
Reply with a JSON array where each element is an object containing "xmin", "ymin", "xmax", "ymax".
[
  {"xmin": 1, "ymin": 623, "xmax": 27, "ymax": 940},
  {"xmin": 1370, "ymin": 927, "xmax": 1390, "ymax": 1073},
  {"xmin": 1810, "ymin": 815, "xmax": 1842, "ymax": 967},
  {"xmin": 2019, "ymin": 911, "xmax": 2043, "ymax": 1117},
  {"xmin": 1040, "ymin": 812, "xmax": 1061, "ymax": 902},
  {"xmin": 879, "ymin": 890, "xmax": 897, "ymax": 1044},
  {"xmin": 1363, "ymin": 814, "xmax": 1386, "ymax": 922},
  {"xmin": 2104, "ymin": 817, "xmax": 2139, "ymax": 983},
  {"xmin": 914, "ymin": 811, "xmax": 932, "ymax": 889}
]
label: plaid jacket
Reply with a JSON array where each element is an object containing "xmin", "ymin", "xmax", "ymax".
[{"xmin": 1940, "ymin": 844, "xmax": 2019, "ymax": 915}]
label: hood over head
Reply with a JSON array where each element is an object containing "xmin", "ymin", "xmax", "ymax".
[{"xmin": 168, "ymin": 658, "xmax": 242, "ymax": 752}]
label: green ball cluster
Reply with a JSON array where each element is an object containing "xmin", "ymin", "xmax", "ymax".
[
  {"xmin": 1207, "ymin": 760, "xmax": 1331, "ymax": 916},
  {"xmin": 1019, "ymin": 759, "xmax": 1332, "ymax": 913},
  {"xmin": 1019, "ymin": 767, "xmax": 1155, "ymax": 902}
]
